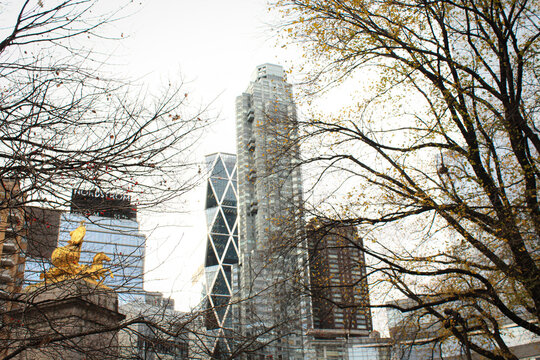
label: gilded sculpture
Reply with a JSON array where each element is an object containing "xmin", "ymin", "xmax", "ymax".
[{"xmin": 33, "ymin": 221, "xmax": 113, "ymax": 288}]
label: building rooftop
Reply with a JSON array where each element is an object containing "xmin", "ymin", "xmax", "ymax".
[{"xmin": 251, "ymin": 63, "xmax": 285, "ymax": 82}]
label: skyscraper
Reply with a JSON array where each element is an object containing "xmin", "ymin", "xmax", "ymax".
[
  {"xmin": 235, "ymin": 64, "xmax": 310, "ymax": 359},
  {"xmin": 119, "ymin": 292, "xmax": 189, "ymax": 359},
  {"xmin": 0, "ymin": 180, "xmax": 27, "ymax": 303},
  {"xmin": 24, "ymin": 189, "xmax": 146, "ymax": 302},
  {"xmin": 306, "ymin": 220, "xmax": 372, "ymax": 337},
  {"xmin": 203, "ymin": 153, "xmax": 238, "ymax": 358}
]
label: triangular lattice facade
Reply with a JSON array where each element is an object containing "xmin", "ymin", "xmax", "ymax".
[{"xmin": 203, "ymin": 153, "xmax": 238, "ymax": 357}]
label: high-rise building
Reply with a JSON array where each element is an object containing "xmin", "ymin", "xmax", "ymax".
[
  {"xmin": 0, "ymin": 180, "xmax": 27, "ymax": 303},
  {"xmin": 24, "ymin": 189, "xmax": 146, "ymax": 302},
  {"xmin": 305, "ymin": 220, "xmax": 372, "ymax": 359},
  {"xmin": 119, "ymin": 292, "xmax": 189, "ymax": 360},
  {"xmin": 235, "ymin": 64, "xmax": 310, "ymax": 359},
  {"xmin": 24, "ymin": 207, "xmax": 62, "ymax": 263},
  {"xmin": 306, "ymin": 220, "xmax": 372, "ymax": 338},
  {"xmin": 202, "ymin": 153, "xmax": 239, "ymax": 358},
  {"xmin": 347, "ymin": 334, "xmax": 392, "ymax": 360}
]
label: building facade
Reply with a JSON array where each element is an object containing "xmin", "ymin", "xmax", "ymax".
[
  {"xmin": 347, "ymin": 335, "xmax": 392, "ymax": 360},
  {"xmin": 306, "ymin": 220, "xmax": 372, "ymax": 338},
  {"xmin": 235, "ymin": 64, "xmax": 310, "ymax": 358},
  {"xmin": 61, "ymin": 212, "xmax": 146, "ymax": 301},
  {"xmin": 0, "ymin": 180, "xmax": 27, "ymax": 304},
  {"xmin": 202, "ymin": 152, "xmax": 239, "ymax": 358},
  {"xmin": 24, "ymin": 190, "xmax": 146, "ymax": 302},
  {"xmin": 119, "ymin": 292, "xmax": 189, "ymax": 359}
]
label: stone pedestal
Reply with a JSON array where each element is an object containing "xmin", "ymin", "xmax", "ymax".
[{"xmin": 4, "ymin": 279, "xmax": 125, "ymax": 360}]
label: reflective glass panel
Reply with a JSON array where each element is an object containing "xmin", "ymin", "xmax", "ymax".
[
  {"xmin": 205, "ymin": 182, "xmax": 218, "ymax": 209},
  {"xmin": 211, "ymin": 210, "xmax": 228, "ymax": 234},
  {"xmin": 211, "ymin": 157, "xmax": 227, "ymax": 178}
]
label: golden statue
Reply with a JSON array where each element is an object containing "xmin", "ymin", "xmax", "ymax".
[
  {"xmin": 32, "ymin": 221, "xmax": 114, "ymax": 288},
  {"xmin": 49, "ymin": 221, "xmax": 86, "ymax": 274}
]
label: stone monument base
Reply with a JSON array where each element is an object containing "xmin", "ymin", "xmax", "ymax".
[{"xmin": 3, "ymin": 279, "xmax": 125, "ymax": 360}]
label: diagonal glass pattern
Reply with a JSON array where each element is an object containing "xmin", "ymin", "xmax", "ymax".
[
  {"xmin": 211, "ymin": 157, "xmax": 227, "ymax": 178},
  {"xmin": 212, "ymin": 295, "xmax": 230, "ymax": 323},
  {"xmin": 222, "ymin": 207, "xmax": 236, "ymax": 232},
  {"xmin": 212, "ymin": 339, "xmax": 227, "ymax": 358},
  {"xmin": 205, "ymin": 265, "xmax": 219, "ymax": 293},
  {"xmin": 211, "ymin": 178, "xmax": 227, "ymax": 202},
  {"xmin": 222, "ymin": 155, "xmax": 236, "ymax": 177},
  {"xmin": 203, "ymin": 153, "xmax": 238, "ymax": 357},
  {"xmin": 206, "ymin": 182, "xmax": 218, "ymax": 209},
  {"xmin": 205, "ymin": 297, "xmax": 219, "ymax": 330},
  {"xmin": 212, "ymin": 269, "xmax": 230, "ymax": 295},
  {"xmin": 205, "ymin": 239, "xmax": 219, "ymax": 267},
  {"xmin": 211, "ymin": 210, "xmax": 228, "ymax": 234},
  {"xmin": 231, "ymin": 180, "xmax": 238, "ymax": 197},
  {"xmin": 223, "ymin": 242, "xmax": 238, "ymax": 264},
  {"xmin": 206, "ymin": 207, "xmax": 218, "ymax": 229},
  {"xmin": 222, "ymin": 185, "xmax": 236, "ymax": 207},
  {"xmin": 211, "ymin": 234, "xmax": 228, "ymax": 259},
  {"xmin": 222, "ymin": 265, "xmax": 232, "ymax": 288}
]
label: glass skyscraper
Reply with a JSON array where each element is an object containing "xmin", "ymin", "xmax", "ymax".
[
  {"xmin": 24, "ymin": 191, "xmax": 146, "ymax": 302},
  {"xmin": 203, "ymin": 153, "xmax": 238, "ymax": 358},
  {"xmin": 235, "ymin": 64, "xmax": 311, "ymax": 359},
  {"xmin": 59, "ymin": 212, "xmax": 146, "ymax": 300}
]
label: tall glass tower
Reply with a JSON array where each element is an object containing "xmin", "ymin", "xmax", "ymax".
[
  {"xmin": 235, "ymin": 64, "xmax": 311, "ymax": 359},
  {"xmin": 58, "ymin": 212, "xmax": 146, "ymax": 301},
  {"xmin": 24, "ymin": 190, "xmax": 146, "ymax": 303},
  {"xmin": 203, "ymin": 153, "xmax": 238, "ymax": 358}
]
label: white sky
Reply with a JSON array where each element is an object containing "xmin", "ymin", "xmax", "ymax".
[{"xmin": 108, "ymin": 0, "xmax": 297, "ymax": 310}]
